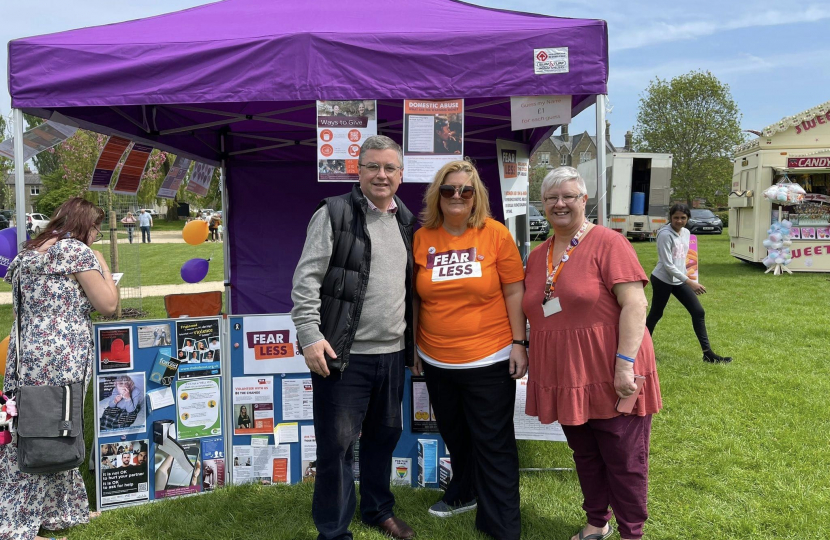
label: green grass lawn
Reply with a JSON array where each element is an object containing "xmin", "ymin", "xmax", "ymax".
[
  {"xmin": 5, "ymin": 234, "xmax": 830, "ymax": 539},
  {"xmin": 0, "ymin": 242, "xmax": 224, "ymax": 294}
]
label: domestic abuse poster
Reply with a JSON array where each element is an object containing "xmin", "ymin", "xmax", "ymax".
[
  {"xmin": 403, "ymin": 99, "xmax": 464, "ymax": 183},
  {"xmin": 317, "ymin": 100, "xmax": 377, "ymax": 182}
]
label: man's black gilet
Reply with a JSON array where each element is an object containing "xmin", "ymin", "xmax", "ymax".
[{"xmin": 316, "ymin": 185, "xmax": 414, "ymax": 372}]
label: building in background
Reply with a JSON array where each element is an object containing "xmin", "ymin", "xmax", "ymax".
[
  {"xmin": 3, "ymin": 171, "xmax": 42, "ymax": 212},
  {"xmin": 530, "ymin": 122, "xmax": 631, "ymax": 171}
]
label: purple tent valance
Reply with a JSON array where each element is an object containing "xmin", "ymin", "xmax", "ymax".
[{"xmin": 9, "ymin": 0, "xmax": 607, "ymax": 110}]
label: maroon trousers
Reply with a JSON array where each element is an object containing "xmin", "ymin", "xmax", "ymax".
[{"xmin": 560, "ymin": 414, "xmax": 652, "ymax": 540}]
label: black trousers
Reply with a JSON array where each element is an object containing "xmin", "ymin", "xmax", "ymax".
[
  {"xmin": 423, "ymin": 360, "xmax": 521, "ymax": 540},
  {"xmin": 646, "ymin": 274, "xmax": 711, "ymax": 351},
  {"xmin": 311, "ymin": 350, "xmax": 405, "ymax": 540}
]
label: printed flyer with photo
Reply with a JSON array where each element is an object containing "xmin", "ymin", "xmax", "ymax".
[
  {"xmin": 301, "ymin": 425, "xmax": 317, "ymax": 483},
  {"xmin": 97, "ymin": 372, "xmax": 146, "ymax": 437},
  {"xmin": 201, "ymin": 436, "xmax": 225, "ymax": 492},
  {"xmin": 403, "ymin": 99, "xmax": 464, "ymax": 183},
  {"xmin": 98, "ymin": 326, "xmax": 134, "ymax": 372},
  {"xmin": 317, "ymin": 100, "xmax": 377, "ymax": 182},
  {"xmin": 410, "ymin": 376, "xmax": 438, "ymax": 433},
  {"xmin": 232, "ymin": 445, "xmax": 254, "ymax": 484},
  {"xmin": 176, "ymin": 377, "xmax": 222, "ymax": 439},
  {"xmin": 137, "ymin": 323, "xmax": 173, "ymax": 348},
  {"xmin": 176, "ymin": 319, "xmax": 221, "ymax": 379},
  {"xmin": 99, "ymin": 440, "xmax": 149, "ymax": 508},
  {"xmin": 154, "ymin": 437, "xmax": 202, "ymax": 499},
  {"xmin": 233, "ymin": 376, "xmax": 275, "ymax": 435}
]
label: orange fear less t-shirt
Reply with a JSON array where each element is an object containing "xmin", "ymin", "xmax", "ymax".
[{"xmin": 414, "ymin": 218, "xmax": 525, "ymax": 364}]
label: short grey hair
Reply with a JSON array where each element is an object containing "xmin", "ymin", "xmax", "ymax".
[
  {"xmin": 540, "ymin": 166, "xmax": 588, "ymax": 198},
  {"xmin": 359, "ymin": 135, "xmax": 403, "ymax": 166}
]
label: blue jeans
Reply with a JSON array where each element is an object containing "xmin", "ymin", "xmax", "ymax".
[
  {"xmin": 310, "ymin": 350, "xmax": 405, "ymax": 540},
  {"xmin": 141, "ymin": 225, "xmax": 151, "ymax": 243}
]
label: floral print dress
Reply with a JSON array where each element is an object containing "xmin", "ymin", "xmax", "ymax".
[{"xmin": 0, "ymin": 239, "xmax": 100, "ymax": 540}]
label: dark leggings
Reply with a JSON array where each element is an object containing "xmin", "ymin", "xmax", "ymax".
[{"xmin": 646, "ymin": 274, "xmax": 711, "ymax": 352}]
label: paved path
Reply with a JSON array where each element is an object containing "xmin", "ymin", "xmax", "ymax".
[
  {"xmin": 100, "ymin": 230, "xmax": 225, "ymax": 245},
  {"xmin": 0, "ymin": 281, "xmax": 225, "ymax": 305}
]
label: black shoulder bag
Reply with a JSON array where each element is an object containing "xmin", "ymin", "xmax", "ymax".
[{"xmin": 12, "ymin": 270, "xmax": 87, "ymax": 474}]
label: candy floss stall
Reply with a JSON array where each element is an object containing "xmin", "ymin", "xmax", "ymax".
[{"xmin": 730, "ymin": 100, "xmax": 830, "ymax": 272}]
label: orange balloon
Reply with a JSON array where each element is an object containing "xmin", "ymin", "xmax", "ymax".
[
  {"xmin": 0, "ymin": 335, "xmax": 8, "ymax": 375},
  {"xmin": 182, "ymin": 220, "xmax": 209, "ymax": 245}
]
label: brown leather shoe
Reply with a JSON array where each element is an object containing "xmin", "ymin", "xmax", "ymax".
[{"xmin": 376, "ymin": 516, "xmax": 415, "ymax": 539}]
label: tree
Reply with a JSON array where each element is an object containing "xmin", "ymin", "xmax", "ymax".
[
  {"xmin": 529, "ymin": 166, "xmax": 548, "ymax": 202},
  {"xmin": 35, "ymin": 129, "xmax": 105, "ymax": 215},
  {"xmin": 0, "ymin": 114, "xmax": 11, "ymax": 208},
  {"xmin": 632, "ymin": 71, "xmax": 743, "ymax": 207}
]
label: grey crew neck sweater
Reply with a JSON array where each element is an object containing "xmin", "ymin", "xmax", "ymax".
[{"xmin": 291, "ymin": 205, "xmax": 407, "ymax": 355}]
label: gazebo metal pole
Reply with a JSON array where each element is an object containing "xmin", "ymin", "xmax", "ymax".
[
  {"xmin": 595, "ymin": 95, "xmax": 608, "ymax": 227},
  {"xmin": 220, "ymin": 133, "xmax": 231, "ymax": 315},
  {"xmin": 13, "ymin": 109, "xmax": 26, "ymax": 248}
]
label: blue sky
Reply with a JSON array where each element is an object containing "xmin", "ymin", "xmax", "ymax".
[{"xmin": 2, "ymin": 0, "xmax": 828, "ymax": 147}]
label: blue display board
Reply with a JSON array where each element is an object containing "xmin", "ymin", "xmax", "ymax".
[
  {"xmin": 93, "ymin": 317, "xmax": 227, "ymax": 510},
  {"xmin": 227, "ymin": 314, "xmax": 447, "ymax": 488}
]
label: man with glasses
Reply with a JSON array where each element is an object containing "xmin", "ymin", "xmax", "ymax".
[{"xmin": 291, "ymin": 135, "xmax": 416, "ymax": 540}]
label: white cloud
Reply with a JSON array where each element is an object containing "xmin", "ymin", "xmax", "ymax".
[
  {"xmin": 613, "ymin": 6, "xmax": 830, "ymax": 50},
  {"xmin": 611, "ymin": 48, "xmax": 830, "ymax": 88}
]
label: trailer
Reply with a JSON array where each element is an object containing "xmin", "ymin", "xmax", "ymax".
[
  {"xmin": 730, "ymin": 101, "xmax": 830, "ymax": 272},
  {"xmin": 578, "ymin": 152, "xmax": 673, "ymax": 239}
]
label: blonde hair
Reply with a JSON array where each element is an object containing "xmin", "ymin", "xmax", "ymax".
[{"xmin": 420, "ymin": 160, "xmax": 491, "ymax": 229}]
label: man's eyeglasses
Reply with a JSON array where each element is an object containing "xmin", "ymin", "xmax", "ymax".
[
  {"xmin": 359, "ymin": 163, "xmax": 402, "ymax": 175},
  {"xmin": 439, "ymin": 185, "xmax": 475, "ymax": 200},
  {"xmin": 543, "ymin": 194, "xmax": 583, "ymax": 205}
]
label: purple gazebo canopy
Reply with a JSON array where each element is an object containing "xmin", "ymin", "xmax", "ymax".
[{"xmin": 8, "ymin": 0, "xmax": 608, "ymax": 314}]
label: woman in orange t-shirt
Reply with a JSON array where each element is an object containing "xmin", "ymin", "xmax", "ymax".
[{"xmin": 412, "ymin": 160, "xmax": 526, "ymax": 540}]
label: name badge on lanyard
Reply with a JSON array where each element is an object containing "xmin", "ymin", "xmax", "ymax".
[{"xmin": 542, "ymin": 220, "xmax": 589, "ymax": 317}]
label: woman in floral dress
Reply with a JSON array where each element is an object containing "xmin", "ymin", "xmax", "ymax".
[{"xmin": 1, "ymin": 198, "xmax": 118, "ymax": 540}]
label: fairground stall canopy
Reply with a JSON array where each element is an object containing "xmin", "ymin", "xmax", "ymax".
[{"xmin": 8, "ymin": 0, "xmax": 609, "ymax": 314}]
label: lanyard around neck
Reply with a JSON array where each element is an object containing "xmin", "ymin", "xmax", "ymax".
[{"xmin": 544, "ymin": 220, "xmax": 590, "ymax": 299}]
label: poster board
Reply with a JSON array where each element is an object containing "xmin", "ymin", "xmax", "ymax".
[
  {"xmin": 227, "ymin": 314, "xmax": 449, "ymax": 488},
  {"xmin": 93, "ymin": 317, "xmax": 228, "ymax": 511}
]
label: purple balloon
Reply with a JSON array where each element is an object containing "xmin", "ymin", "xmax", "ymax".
[
  {"xmin": 0, "ymin": 228, "xmax": 22, "ymax": 278},
  {"xmin": 181, "ymin": 258, "xmax": 210, "ymax": 283}
]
